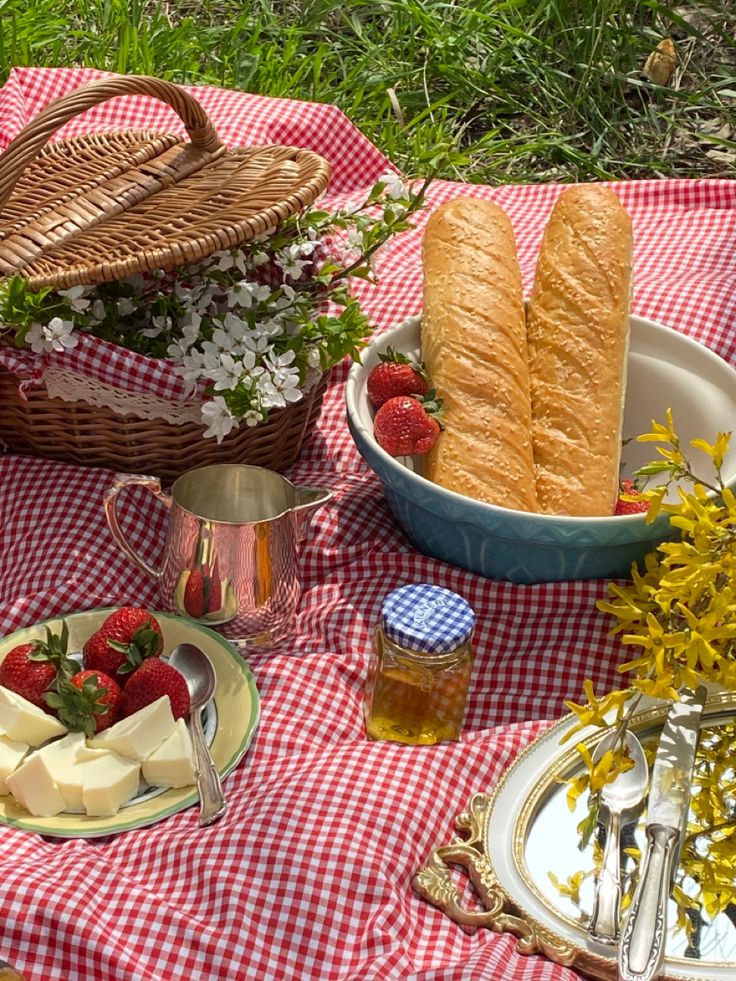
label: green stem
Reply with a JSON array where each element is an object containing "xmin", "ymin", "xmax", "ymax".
[{"xmin": 326, "ymin": 174, "xmax": 433, "ymax": 286}]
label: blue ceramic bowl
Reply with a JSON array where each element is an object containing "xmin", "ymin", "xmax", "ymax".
[{"xmin": 346, "ymin": 315, "xmax": 736, "ymax": 583}]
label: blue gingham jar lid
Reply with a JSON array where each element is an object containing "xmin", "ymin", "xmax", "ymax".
[{"xmin": 380, "ymin": 584, "xmax": 476, "ymax": 655}]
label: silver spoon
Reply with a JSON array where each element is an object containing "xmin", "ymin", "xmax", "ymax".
[
  {"xmin": 168, "ymin": 642, "xmax": 227, "ymax": 827},
  {"xmin": 588, "ymin": 728, "xmax": 648, "ymax": 944}
]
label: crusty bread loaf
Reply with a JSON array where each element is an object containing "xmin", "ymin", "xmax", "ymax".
[
  {"xmin": 421, "ymin": 196, "xmax": 539, "ymax": 512},
  {"xmin": 526, "ymin": 184, "xmax": 633, "ymax": 516}
]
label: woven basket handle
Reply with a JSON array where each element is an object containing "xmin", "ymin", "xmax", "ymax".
[{"xmin": 0, "ymin": 74, "xmax": 222, "ymax": 210}]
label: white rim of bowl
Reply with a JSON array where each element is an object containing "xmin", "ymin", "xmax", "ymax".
[{"xmin": 346, "ymin": 313, "xmax": 736, "ymax": 527}]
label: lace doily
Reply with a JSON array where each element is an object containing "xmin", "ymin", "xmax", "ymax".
[{"xmin": 42, "ymin": 365, "xmax": 203, "ymax": 424}]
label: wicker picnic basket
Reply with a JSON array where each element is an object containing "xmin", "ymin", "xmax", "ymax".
[{"xmin": 0, "ymin": 74, "xmax": 332, "ymax": 482}]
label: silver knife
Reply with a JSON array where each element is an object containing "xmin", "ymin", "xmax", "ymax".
[{"xmin": 618, "ymin": 685, "xmax": 706, "ymax": 981}]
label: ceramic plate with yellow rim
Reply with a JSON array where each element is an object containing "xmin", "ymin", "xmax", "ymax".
[{"xmin": 0, "ymin": 608, "xmax": 259, "ymax": 838}]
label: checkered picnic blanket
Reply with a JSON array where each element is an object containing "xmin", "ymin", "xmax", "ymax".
[{"xmin": 0, "ymin": 66, "xmax": 735, "ymax": 981}]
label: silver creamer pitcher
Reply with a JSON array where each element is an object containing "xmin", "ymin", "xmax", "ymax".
[{"xmin": 104, "ymin": 464, "xmax": 333, "ymax": 646}]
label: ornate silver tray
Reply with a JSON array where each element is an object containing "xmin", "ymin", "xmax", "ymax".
[{"xmin": 413, "ymin": 692, "xmax": 736, "ymax": 980}]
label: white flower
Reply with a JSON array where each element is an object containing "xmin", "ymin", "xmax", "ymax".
[
  {"xmin": 201, "ymin": 330, "xmax": 232, "ymax": 358},
  {"xmin": 192, "ymin": 285, "xmax": 216, "ymax": 312},
  {"xmin": 252, "ymin": 230, "xmax": 276, "ymax": 244},
  {"xmin": 117, "ymin": 297, "xmax": 136, "ymax": 317},
  {"xmin": 274, "ymin": 293, "xmax": 296, "ymax": 312},
  {"xmin": 90, "ymin": 299, "xmax": 106, "ymax": 322},
  {"xmin": 270, "ymin": 349, "xmax": 296, "ymax": 369},
  {"xmin": 251, "ymin": 317, "xmax": 283, "ymax": 340},
  {"xmin": 261, "ymin": 350, "xmax": 303, "ymax": 407},
  {"xmin": 220, "ymin": 311, "xmax": 247, "ymax": 341},
  {"xmin": 25, "ymin": 322, "xmax": 47, "ymax": 354},
  {"xmin": 168, "ymin": 337, "xmax": 192, "ymax": 361},
  {"xmin": 26, "ymin": 317, "xmax": 78, "ymax": 353},
  {"xmin": 58, "ymin": 285, "xmax": 91, "ymax": 312},
  {"xmin": 203, "ymin": 350, "xmax": 224, "ymax": 373},
  {"xmin": 176, "ymin": 349, "xmax": 208, "ymax": 382},
  {"xmin": 346, "ymin": 228, "xmax": 364, "ymax": 250},
  {"xmin": 259, "ymin": 381, "xmax": 285, "ymax": 409},
  {"xmin": 243, "ymin": 409, "xmax": 264, "ymax": 427},
  {"xmin": 212, "ymin": 327, "xmax": 236, "ymax": 351},
  {"xmin": 209, "ymin": 353, "xmax": 245, "ymax": 391},
  {"xmin": 180, "ymin": 313, "xmax": 202, "ymax": 342},
  {"xmin": 378, "ymin": 170, "xmax": 408, "ymax": 200},
  {"xmin": 275, "ymin": 244, "xmax": 311, "ymax": 281},
  {"xmin": 228, "ymin": 283, "xmax": 253, "ymax": 309},
  {"xmin": 216, "ymin": 253, "xmax": 235, "ymax": 272},
  {"xmin": 242, "ymin": 334, "xmax": 271, "ymax": 355},
  {"xmin": 306, "ymin": 347, "xmax": 322, "ymax": 369},
  {"xmin": 201, "ymin": 396, "xmax": 237, "ymax": 443},
  {"xmin": 252, "ymin": 251, "xmax": 269, "ymax": 267},
  {"xmin": 44, "ymin": 317, "xmax": 78, "ymax": 352},
  {"xmin": 229, "ymin": 281, "xmax": 271, "ymax": 309}
]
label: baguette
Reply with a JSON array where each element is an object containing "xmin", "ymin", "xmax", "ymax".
[
  {"xmin": 526, "ymin": 184, "xmax": 633, "ymax": 516},
  {"xmin": 421, "ymin": 196, "xmax": 538, "ymax": 512}
]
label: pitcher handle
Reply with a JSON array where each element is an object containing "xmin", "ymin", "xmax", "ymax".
[{"xmin": 103, "ymin": 473, "xmax": 173, "ymax": 581}]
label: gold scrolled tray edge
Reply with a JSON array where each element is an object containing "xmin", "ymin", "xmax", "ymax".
[
  {"xmin": 412, "ymin": 690, "xmax": 736, "ymax": 981},
  {"xmin": 412, "ymin": 791, "xmax": 593, "ymax": 973}
]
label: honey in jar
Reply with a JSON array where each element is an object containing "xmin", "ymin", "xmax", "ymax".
[{"xmin": 364, "ymin": 583, "xmax": 476, "ymax": 745}]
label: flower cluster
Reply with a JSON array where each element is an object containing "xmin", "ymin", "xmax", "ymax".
[
  {"xmin": 0, "ymin": 171, "xmax": 428, "ymax": 441},
  {"xmin": 556, "ymin": 410, "xmax": 736, "ymax": 942},
  {"xmin": 563, "ymin": 412, "xmax": 735, "ymax": 739}
]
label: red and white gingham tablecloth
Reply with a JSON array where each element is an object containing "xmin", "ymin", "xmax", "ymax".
[{"xmin": 0, "ymin": 67, "xmax": 735, "ymax": 981}]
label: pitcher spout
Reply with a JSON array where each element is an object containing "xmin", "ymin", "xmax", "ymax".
[{"xmin": 293, "ymin": 485, "xmax": 334, "ymax": 542}]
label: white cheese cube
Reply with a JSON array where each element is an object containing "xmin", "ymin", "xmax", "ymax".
[
  {"xmin": 6, "ymin": 751, "xmax": 66, "ymax": 817},
  {"xmin": 36, "ymin": 734, "xmax": 90, "ymax": 811},
  {"xmin": 142, "ymin": 718, "xmax": 196, "ymax": 788},
  {"xmin": 76, "ymin": 741, "xmax": 119, "ymax": 761},
  {"xmin": 40, "ymin": 732, "xmax": 86, "ymax": 759},
  {"xmin": 0, "ymin": 686, "xmax": 66, "ymax": 745},
  {"xmin": 88, "ymin": 696, "xmax": 176, "ymax": 762},
  {"xmin": 82, "ymin": 753, "xmax": 140, "ymax": 817},
  {"xmin": 0, "ymin": 734, "xmax": 30, "ymax": 794}
]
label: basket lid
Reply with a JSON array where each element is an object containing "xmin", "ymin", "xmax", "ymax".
[{"xmin": 0, "ymin": 76, "xmax": 331, "ymax": 290}]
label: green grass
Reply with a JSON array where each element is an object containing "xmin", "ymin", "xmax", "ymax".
[{"xmin": 0, "ymin": 0, "xmax": 734, "ymax": 183}]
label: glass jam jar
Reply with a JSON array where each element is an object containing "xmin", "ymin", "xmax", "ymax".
[{"xmin": 364, "ymin": 583, "xmax": 476, "ymax": 746}]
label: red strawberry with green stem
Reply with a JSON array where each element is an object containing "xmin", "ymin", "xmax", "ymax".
[
  {"xmin": 373, "ymin": 390, "xmax": 443, "ymax": 457},
  {"xmin": 82, "ymin": 607, "xmax": 163, "ymax": 683},
  {"xmin": 0, "ymin": 622, "xmax": 76, "ymax": 711},
  {"xmin": 120, "ymin": 658, "xmax": 190, "ymax": 721},
  {"xmin": 615, "ymin": 478, "xmax": 649, "ymax": 516},
  {"xmin": 367, "ymin": 346, "xmax": 430, "ymax": 408},
  {"xmin": 46, "ymin": 669, "xmax": 123, "ymax": 736}
]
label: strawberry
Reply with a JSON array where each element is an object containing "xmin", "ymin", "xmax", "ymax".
[
  {"xmin": 615, "ymin": 479, "xmax": 649, "ymax": 516},
  {"xmin": 120, "ymin": 658, "xmax": 190, "ymax": 720},
  {"xmin": 0, "ymin": 622, "xmax": 75, "ymax": 711},
  {"xmin": 373, "ymin": 391, "xmax": 443, "ymax": 457},
  {"xmin": 183, "ymin": 561, "xmax": 223, "ymax": 618},
  {"xmin": 183, "ymin": 570, "xmax": 206, "ymax": 618},
  {"xmin": 367, "ymin": 347, "xmax": 429, "ymax": 408},
  {"xmin": 46, "ymin": 669, "xmax": 122, "ymax": 736},
  {"xmin": 82, "ymin": 607, "xmax": 163, "ymax": 683}
]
